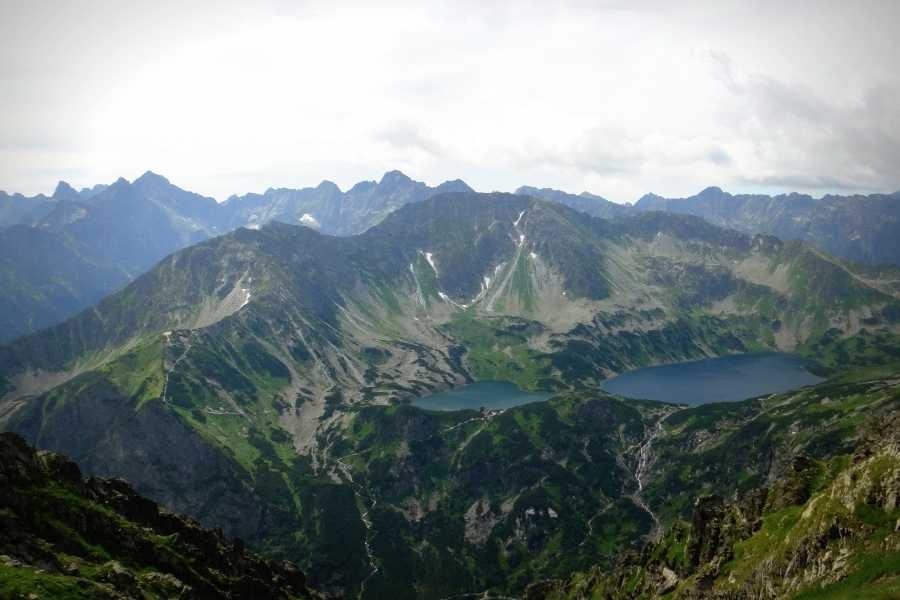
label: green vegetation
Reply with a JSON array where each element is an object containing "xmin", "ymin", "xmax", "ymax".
[
  {"xmin": 0, "ymin": 432, "xmax": 318, "ymax": 599},
  {"xmin": 443, "ymin": 313, "xmax": 555, "ymax": 390}
]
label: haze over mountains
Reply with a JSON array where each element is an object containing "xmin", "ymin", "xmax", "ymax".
[{"xmin": 2, "ymin": 170, "xmax": 899, "ymax": 343}]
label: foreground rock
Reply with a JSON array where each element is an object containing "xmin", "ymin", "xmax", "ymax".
[
  {"xmin": 0, "ymin": 432, "xmax": 325, "ymax": 599},
  {"xmin": 526, "ymin": 411, "xmax": 900, "ymax": 599}
]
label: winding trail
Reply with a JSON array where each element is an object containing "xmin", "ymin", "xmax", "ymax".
[{"xmin": 160, "ymin": 332, "xmax": 192, "ymax": 405}]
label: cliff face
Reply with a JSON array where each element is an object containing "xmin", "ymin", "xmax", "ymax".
[
  {"xmin": 526, "ymin": 413, "xmax": 900, "ymax": 600},
  {"xmin": 0, "ymin": 432, "xmax": 323, "ymax": 600}
]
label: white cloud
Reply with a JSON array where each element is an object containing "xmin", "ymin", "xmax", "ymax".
[{"xmin": 0, "ymin": 0, "xmax": 898, "ymax": 201}]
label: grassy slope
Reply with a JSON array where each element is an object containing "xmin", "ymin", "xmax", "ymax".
[
  {"xmin": 533, "ymin": 373, "xmax": 900, "ymax": 600},
  {"xmin": 0, "ymin": 433, "xmax": 318, "ymax": 600}
]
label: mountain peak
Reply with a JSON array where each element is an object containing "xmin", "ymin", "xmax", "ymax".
[
  {"xmin": 52, "ymin": 181, "xmax": 79, "ymax": 202},
  {"xmin": 349, "ymin": 180, "xmax": 376, "ymax": 194},
  {"xmin": 316, "ymin": 180, "xmax": 341, "ymax": 194},
  {"xmin": 697, "ymin": 186, "xmax": 726, "ymax": 197},
  {"xmin": 379, "ymin": 170, "xmax": 413, "ymax": 187},
  {"xmin": 434, "ymin": 179, "xmax": 473, "ymax": 193},
  {"xmin": 134, "ymin": 170, "xmax": 170, "ymax": 187},
  {"xmin": 634, "ymin": 192, "xmax": 667, "ymax": 210}
]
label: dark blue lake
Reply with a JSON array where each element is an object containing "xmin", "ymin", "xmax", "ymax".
[
  {"xmin": 599, "ymin": 352, "xmax": 823, "ymax": 405},
  {"xmin": 412, "ymin": 380, "xmax": 552, "ymax": 412}
]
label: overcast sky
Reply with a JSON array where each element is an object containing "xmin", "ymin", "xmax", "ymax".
[{"xmin": 2, "ymin": 0, "xmax": 899, "ymax": 202}]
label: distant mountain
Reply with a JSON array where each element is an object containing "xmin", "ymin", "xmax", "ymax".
[
  {"xmin": 516, "ymin": 184, "xmax": 900, "ymax": 267},
  {"xmin": 515, "ymin": 185, "xmax": 632, "ymax": 220},
  {"xmin": 635, "ymin": 186, "xmax": 900, "ymax": 267},
  {"xmin": 2, "ymin": 192, "xmax": 898, "ymax": 596},
  {"xmin": 3, "ymin": 170, "xmax": 899, "ymax": 343},
  {"xmin": 0, "ymin": 170, "xmax": 473, "ymax": 342},
  {"xmin": 0, "ymin": 172, "xmax": 226, "ymax": 342},
  {"xmin": 222, "ymin": 169, "xmax": 473, "ymax": 235},
  {"xmin": 0, "ymin": 225, "xmax": 126, "ymax": 341},
  {"xmin": 0, "ymin": 181, "xmax": 109, "ymax": 229}
]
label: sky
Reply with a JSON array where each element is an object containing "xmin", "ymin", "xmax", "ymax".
[{"xmin": 1, "ymin": 0, "xmax": 899, "ymax": 202}]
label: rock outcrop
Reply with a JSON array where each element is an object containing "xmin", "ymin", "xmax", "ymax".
[{"xmin": 0, "ymin": 432, "xmax": 324, "ymax": 599}]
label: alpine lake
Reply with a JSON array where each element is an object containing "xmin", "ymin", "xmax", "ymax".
[{"xmin": 412, "ymin": 352, "xmax": 823, "ymax": 411}]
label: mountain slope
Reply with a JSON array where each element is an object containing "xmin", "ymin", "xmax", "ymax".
[
  {"xmin": 0, "ymin": 432, "xmax": 321, "ymax": 599},
  {"xmin": 0, "ymin": 170, "xmax": 473, "ymax": 343},
  {"xmin": 3, "ymin": 172, "xmax": 897, "ymax": 344},
  {"xmin": 0, "ymin": 173, "xmax": 227, "ymax": 343},
  {"xmin": 516, "ymin": 185, "xmax": 632, "ymax": 220},
  {"xmin": 0, "ymin": 225, "xmax": 127, "ymax": 341},
  {"xmin": 221, "ymin": 169, "xmax": 473, "ymax": 235},
  {"xmin": 529, "ymin": 375, "xmax": 900, "ymax": 600},
  {"xmin": 636, "ymin": 186, "xmax": 900, "ymax": 267}
]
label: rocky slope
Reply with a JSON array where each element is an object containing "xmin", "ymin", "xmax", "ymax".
[
  {"xmin": 0, "ymin": 431, "xmax": 321, "ymax": 599},
  {"xmin": 221, "ymin": 169, "xmax": 472, "ymax": 236},
  {"xmin": 0, "ymin": 171, "xmax": 471, "ymax": 342},
  {"xmin": 4, "ymin": 172, "xmax": 899, "ymax": 342},
  {"xmin": 528, "ymin": 374, "xmax": 900, "ymax": 599},
  {"xmin": 635, "ymin": 186, "xmax": 900, "ymax": 268},
  {"xmin": 515, "ymin": 186, "xmax": 631, "ymax": 220},
  {"xmin": 0, "ymin": 172, "xmax": 224, "ymax": 342},
  {"xmin": 1, "ymin": 192, "xmax": 899, "ymax": 597},
  {"xmin": 523, "ymin": 183, "xmax": 900, "ymax": 268}
]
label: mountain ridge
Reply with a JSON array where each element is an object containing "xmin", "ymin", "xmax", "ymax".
[{"xmin": 3, "ymin": 170, "xmax": 899, "ymax": 343}]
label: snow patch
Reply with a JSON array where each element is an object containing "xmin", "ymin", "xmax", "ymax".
[
  {"xmin": 519, "ymin": 234, "xmax": 525, "ymax": 245},
  {"xmin": 246, "ymin": 223, "xmax": 261, "ymax": 230},
  {"xmin": 423, "ymin": 251, "xmax": 438, "ymax": 274},
  {"xmin": 299, "ymin": 213, "xmax": 320, "ymax": 228},
  {"xmin": 470, "ymin": 275, "xmax": 493, "ymax": 304},
  {"xmin": 513, "ymin": 210, "xmax": 525, "ymax": 228},
  {"xmin": 438, "ymin": 291, "xmax": 466, "ymax": 309},
  {"xmin": 530, "ymin": 252, "xmax": 538, "ymax": 259}
]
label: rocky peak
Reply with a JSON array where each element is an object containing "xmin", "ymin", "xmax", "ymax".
[
  {"xmin": 378, "ymin": 169, "xmax": 414, "ymax": 188},
  {"xmin": 696, "ymin": 185, "xmax": 727, "ymax": 199},
  {"xmin": 635, "ymin": 192, "xmax": 666, "ymax": 208},
  {"xmin": 348, "ymin": 180, "xmax": 376, "ymax": 194},
  {"xmin": 435, "ymin": 178, "xmax": 474, "ymax": 193},
  {"xmin": 316, "ymin": 179, "xmax": 342, "ymax": 194},
  {"xmin": 51, "ymin": 181, "xmax": 79, "ymax": 202},
  {"xmin": 134, "ymin": 170, "xmax": 170, "ymax": 187}
]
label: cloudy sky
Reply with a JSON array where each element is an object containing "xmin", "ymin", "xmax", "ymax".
[{"xmin": 2, "ymin": 0, "xmax": 899, "ymax": 202}]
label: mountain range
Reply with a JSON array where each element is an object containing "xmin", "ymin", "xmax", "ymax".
[
  {"xmin": 1, "ymin": 189, "xmax": 899, "ymax": 597},
  {"xmin": 3, "ymin": 171, "xmax": 899, "ymax": 345}
]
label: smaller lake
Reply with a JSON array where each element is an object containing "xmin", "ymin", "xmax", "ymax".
[
  {"xmin": 600, "ymin": 353, "xmax": 824, "ymax": 405},
  {"xmin": 412, "ymin": 381, "xmax": 552, "ymax": 412}
]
